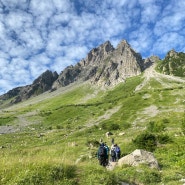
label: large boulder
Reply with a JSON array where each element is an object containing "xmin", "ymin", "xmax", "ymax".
[{"xmin": 118, "ymin": 149, "xmax": 159, "ymax": 169}]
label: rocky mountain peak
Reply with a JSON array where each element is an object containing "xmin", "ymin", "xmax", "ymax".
[
  {"xmin": 166, "ymin": 49, "xmax": 178, "ymax": 58},
  {"xmin": 82, "ymin": 40, "xmax": 114, "ymax": 66},
  {"xmin": 53, "ymin": 39, "xmax": 144, "ymax": 89},
  {"xmin": 144, "ymin": 55, "xmax": 160, "ymax": 69},
  {"xmin": 33, "ymin": 70, "xmax": 58, "ymax": 88},
  {"xmin": 114, "ymin": 40, "xmax": 143, "ymax": 69},
  {"xmin": 116, "ymin": 39, "xmax": 130, "ymax": 48},
  {"xmin": 157, "ymin": 49, "xmax": 185, "ymax": 77}
]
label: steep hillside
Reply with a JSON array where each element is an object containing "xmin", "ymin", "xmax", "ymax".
[
  {"xmin": 156, "ymin": 49, "xmax": 185, "ymax": 77},
  {"xmin": 0, "ymin": 59, "xmax": 185, "ymax": 184}
]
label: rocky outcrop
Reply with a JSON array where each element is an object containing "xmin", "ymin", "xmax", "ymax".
[
  {"xmin": 156, "ymin": 49, "xmax": 185, "ymax": 76},
  {"xmin": 144, "ymin": 55, "xmax": 160, "ymax": 69},
  {"xmin": 167, "ymin": 49, "xmax": 178, "ymax": 58},
  {"xmin": 118, "ymin": 149, "xmax": 159, "ymax": 169},
  {"xmin": 52, "ymin": 40, "xmax": 144, "ymax": 89},
  {"xmin": 0, "ymin": 70, "xmax": 58, "ymax": 104}
]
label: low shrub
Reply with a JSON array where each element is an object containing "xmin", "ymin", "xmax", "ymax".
[
  {"xmin": 101, "ymin": 122, "xmax": 120, "ymax": 131},
  {"xmin": 140, "ymin": 170, "xmax": 161, "ymax": 184},
  {"xmin": 133, "ymin": 132, "xmax": 157, "ymax": 152},
  {"xmin": 147, "ymin": 121, "xmax": 166, "ymax": 133},
  {"xmin": 122, "ymin": 122, "xmax": 131, "ymax": 129},
  {"xmin": 157, "ymin": 134, "xmax": 172, "ymax": 144}
]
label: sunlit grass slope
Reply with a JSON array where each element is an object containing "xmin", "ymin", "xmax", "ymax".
[{"xmin": 0, "ymin": 73, "xmax": 185, "ymax": 185}]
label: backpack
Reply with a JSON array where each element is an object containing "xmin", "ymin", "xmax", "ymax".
[
  {"xmin": 99, "ymin": 146, "xmax": 106, "ymax": 157},
  {"xmin": 116, "ymin": 146, "xmax": 120, "ymax": 154},
  {"xmin": 111, "ymin": 149, "xmax": 116, "ymax": 157}
]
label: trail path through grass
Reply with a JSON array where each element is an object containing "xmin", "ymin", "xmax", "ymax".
[
  {"xmin": 135, "ymin": 62, "xmax": 185, "ymax": 91},
  {"xmin": 134, "ymin": 61, "xmax": 185, "ymax": 125}
]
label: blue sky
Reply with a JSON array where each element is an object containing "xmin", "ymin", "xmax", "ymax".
[{"xmin": 0, "ymin": 0, "xmax": 185, "ymax": 95}]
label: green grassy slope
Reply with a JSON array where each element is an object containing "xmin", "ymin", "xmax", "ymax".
[
  {"xmin": 0, "ymin": 69, "xmax": 185, "ymax": 184},
  {"xmin": 156, "ymin": 51, "xmax": 185, "ymax": 77}
]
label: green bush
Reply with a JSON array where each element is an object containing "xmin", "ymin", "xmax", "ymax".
[
  {"xmin": 101, "ymin": 122, "xmax": 120, "ymax": 131},
  {"xmin": 86, "ymin": 139, "xmax": 100, "ymax": 147},
  {"xmin": 56, "ymin": 125, "xmax": 64, "ymax": 129},
  {"xmin": 157, "ymin": 134, "xmax": 172, "ymax": 144},
  {"xmin": 133, "ymin": 132, "xmax": 157, "ymax": 152},
  {"xmin": 147, "ymin": 121, "xmax": 166, "ymax": 133},
  {"xmin": 109, "ymin": 123, "xmax": 120, "ymax": 130},
  {"xmin": 141, "ymin": 170, "xmax": 161, "ymax": 184},
  {"xmin": 122, "ymin": 122, "xmax": 131, "ymax": 129}
]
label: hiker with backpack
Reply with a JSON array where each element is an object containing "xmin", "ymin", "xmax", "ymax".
[
  {"xmin": 97, "ymin": 143, "xmax": 107, "ymax": 167},
  {"xmin": 110, "ymin": 144, "xmax": 116, "ymax": 162},
  {"xmin": 115, "ymin": 144, "xmax": 121, "ymax": 161},
  {"xmin": 104, "ymin": 142, "xmax": 110, "ymax": 165}
]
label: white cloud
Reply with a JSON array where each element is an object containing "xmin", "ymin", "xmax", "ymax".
[
  {"xmin": 152, "ymin": 32, "xmax": 184, "ymax": 55},
  {"xmin": 0, "ymin": 79, "xmax": 13, "ymax": 94},
  {"xmin": 0, "ymin": 0, "xmax": 185, "ymax": 94}
]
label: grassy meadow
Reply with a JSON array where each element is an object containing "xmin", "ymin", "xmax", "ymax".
[{"xmin": 0, "ymin": 72, "xmax": 185, "ymax": 184}]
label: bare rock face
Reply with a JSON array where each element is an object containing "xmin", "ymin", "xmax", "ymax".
[
  {"xmin": 0, "ymin": 70, "xmax": 58, "ymax": 104},
  {"xmin": 99, "ymin": 40, "xmax": 143, "ymax": 86},
  {"xmin": 84, "ymin": 41, "xmax": 114, "ymax": 65},
  {"xmin": 144, "ymin": 55, "xmax": 160, "ymax": 69},
  {"xmin": 53, "ymin": 40, "xmax": 144, "ymax": 89},
  {"xmin": 167, "ymin": 49, "xmax": 178, "ymax": 58},
  {"xmin": 118, "ymin": 149, "xmax": 159, "ymax": 169}
]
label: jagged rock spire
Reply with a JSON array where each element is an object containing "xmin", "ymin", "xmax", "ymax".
[{"xmin": 53, "ymin": 39, "xmax": 144, "ymax": 89}]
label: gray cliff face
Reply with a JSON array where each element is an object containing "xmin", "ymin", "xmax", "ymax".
[
  {"xmin": 0, "ymin": 39, "xmax": 145, "ymax": 104},
  {"xmin": 52, "ymin": 40, "xmax": 144, "ymax": 89},
  {"xmin": 144, "ymin": 55, "xmax": 161, "ymax": 69},
  {"xmin": 94, "ymin": 40, "xmax": 143, "ymax": 86},
  {"xmin": 0, "ymin": 70, "xmax": 58, "ymax": 104}
]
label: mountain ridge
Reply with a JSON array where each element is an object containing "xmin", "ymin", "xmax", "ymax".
[
  {"xmin": 0, "ymin": 39, "xmax": 145, "ymax": 106},
  {"xmin": 1, "ymin": 39, "xmax": 185, "ymax": 107}
]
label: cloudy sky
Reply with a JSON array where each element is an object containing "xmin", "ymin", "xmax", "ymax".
[{"xmin": 0, "ymin": 0, "xmax": 185, "ymax": 95}]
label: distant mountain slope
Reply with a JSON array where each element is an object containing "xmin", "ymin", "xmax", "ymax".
[
  {"xmin": 156, "ymin": 49, "xmax": 185, "ymax": 76},
  {"xmin": 0, "ymin": 70, "xmax": 58, "ymax": 106}
]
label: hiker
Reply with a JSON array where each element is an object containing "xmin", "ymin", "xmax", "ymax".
[
  {"xmin": 97, "ymin": 143, "xmax": 107, "ymax": 167},
  {"xmin": 110, "ymin": 144, "xmax": 116, "ymax": 162},
  {"xmin": 104, "ymin": 142, "xmax": 109, "ymax": 165},
  {"xmin": 111, "ymin": 138, "xmax": 114, "ymax": 145},
  {"xmin": 115, "ymin": 144, "xmax": 121, "ymax": 161}
]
